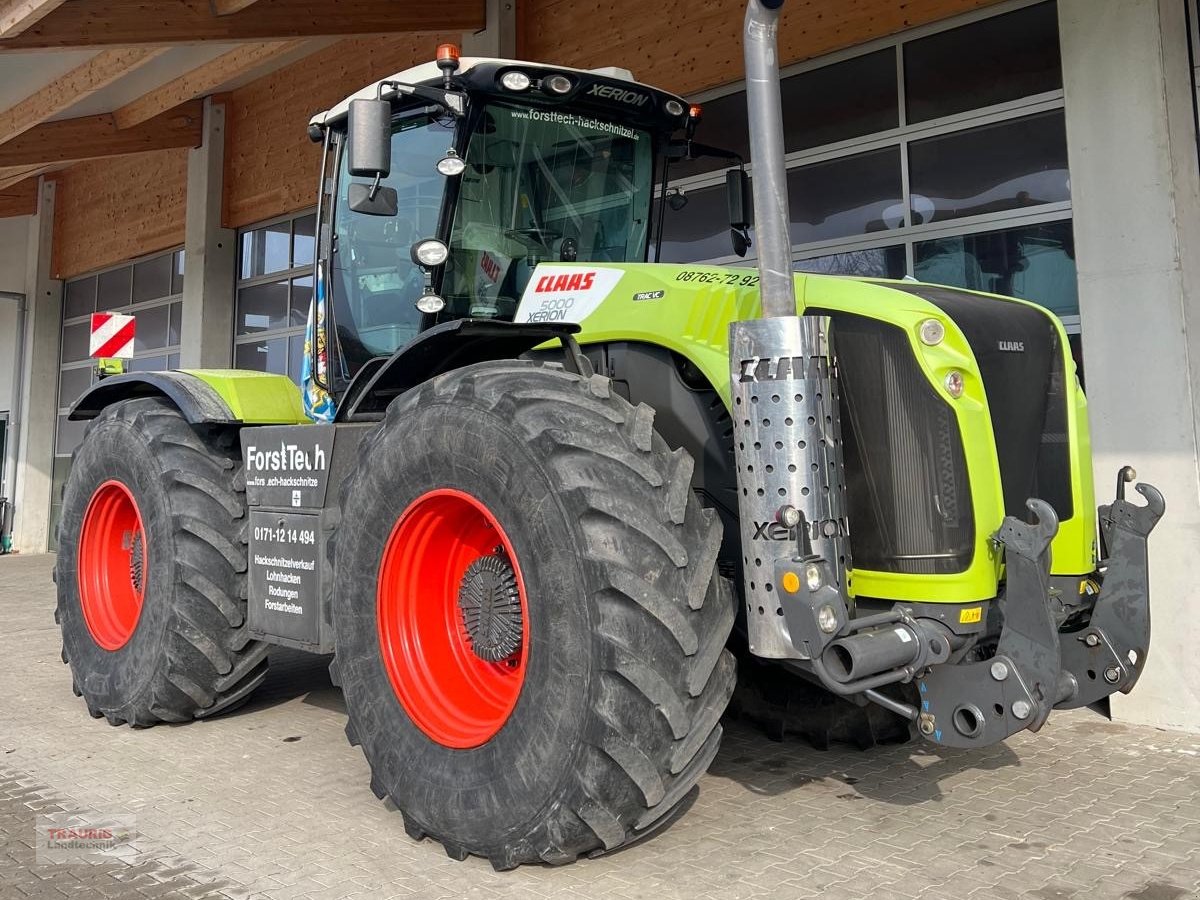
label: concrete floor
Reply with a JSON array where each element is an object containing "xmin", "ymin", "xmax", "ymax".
[{"xmin": 2, "ymin": 552, "xmax": 1198, "ymax": 900}]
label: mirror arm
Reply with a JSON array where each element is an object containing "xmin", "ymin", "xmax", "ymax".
[
  {"xmin": 664, "ymin": 139, "xmax": 743, "ymax": 164},
  {"xmin": 376, "ymin": 80, "xmax": 468, "ymax": 118},
  {"xmin": 653, "ymin": 144, "xmax": 673, "ymax": 262}
]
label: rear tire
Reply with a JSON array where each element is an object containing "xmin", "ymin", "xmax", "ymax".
[
  {"xmin": 55, "ymin": 398, "xmax": 268, "ymax": 726},
  {"xmin": 331, "ymin": 361, "xmax": 737, "ymax": 868}
]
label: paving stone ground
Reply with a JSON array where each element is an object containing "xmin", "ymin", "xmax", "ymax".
[{"xmin": 1, "ymin": 553, "xmax": 1198, "ymax": 900}]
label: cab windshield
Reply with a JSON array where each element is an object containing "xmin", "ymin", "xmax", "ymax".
[{"xmin": 441, "ymin": 103, "xmax": 654, "ymax": 319}]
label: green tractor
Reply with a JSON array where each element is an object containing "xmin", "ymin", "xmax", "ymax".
[{"xmin": 55, "ymin": 0, "xmax": 1161, "ymax": 870}]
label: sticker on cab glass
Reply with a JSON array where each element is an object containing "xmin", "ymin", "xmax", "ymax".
[{"xmin": 514, "ymin": 265, "xmax": 625, "ymax": 325}]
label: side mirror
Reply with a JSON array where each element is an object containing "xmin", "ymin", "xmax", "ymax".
[
  {"xmin": 727, "ymin": 168, "xmax": 752, "ymax": 258},
  {"xmin": 730, "ymin": 229, "xmax": 749, "ymax": 258},
  {"xmin": 348, "ymin": 98, "xmax": 391, "ymax": 178},
  {"xmin": 726, "ymin": 168, "xmax": 751, "ymax": 230},
  {"xmin": 348, "ymin": 182, "xmax": 398, "ymax": 216}
]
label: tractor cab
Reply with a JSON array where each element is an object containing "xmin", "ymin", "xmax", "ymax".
[{"xmin": 305, "ymin": 47, "xmax": 697, "ymax": 414}]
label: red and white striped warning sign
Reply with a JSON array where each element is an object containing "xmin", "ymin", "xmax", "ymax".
[{"xmin": 89, "ymin": 312, "xmax": 136, "ymax": 359}]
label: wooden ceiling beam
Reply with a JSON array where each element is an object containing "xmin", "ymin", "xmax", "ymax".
[
  {"xmin": 0, "ymin": 173, "xmax": 37, "ymax": 216},
  {"xmin": 114, "ymin": 39, "xmax": 307, "ymax": 130},
  {"xmin": 0, "ymin": 100, "xmax": 203, "ymax": 167},
  {"xmin": 0, "ymin": 0, "xmax": 66, "ymax": 37},
  {"xmin": 0, "ymin": 46, "xmax": 166, "ymax": 145},
  {"xmin": 0, "ymin": 163, "xmax": 53, "ymax": 190},
  {"xmin": 210, "ymin": 0, "xmax": 262, "ymax": 14},
  {"xmin": 0, "ymin": 0, "xmax": 484, "ymax": 49}
]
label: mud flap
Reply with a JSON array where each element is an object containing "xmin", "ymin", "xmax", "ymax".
[
  {"xmin": 1056, "ymin": 482, "xmax": 1164, "ymax": 712},
  {"xmin": 918, "ymin": 500, "xmax": 1064, "ymax": 748}
]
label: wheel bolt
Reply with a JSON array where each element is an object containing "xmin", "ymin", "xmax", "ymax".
[
  {"xmin": 1104, "ymin": 666, "xmax": 1121, "ymax": 684},
  {"xmin": 918, "ymin": 714, "xmax": 936, "ymax": 735},
  {"xmin": 1011, "ymin": 699, "xmax": 1032, "ymax": 720},
  {"xmin": 990, "ymin": 661, "xmax": 1009, "ymax": 682}
]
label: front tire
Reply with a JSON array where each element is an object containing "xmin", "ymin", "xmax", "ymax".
[
  {"xmin": 55, "ymin": 398, "xmax": 268, "ymax": 726},
  {"xmin": 331, "ymin": 361, "xmax": 737, "ymax": 868}
]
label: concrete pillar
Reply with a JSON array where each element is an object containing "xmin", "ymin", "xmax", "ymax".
[
  {"xmin": 0, "ymin": 216, "xmax": 31, "ymax": 509},
  {"xmin": 462, "ymin": 0, "xmax": 517, "ymax": 58},
  {"xmin": 179, "ymin": 97, "xmax": 236, "ymax": 369},
  {"xmin": 1060, "ymin": 0, "xmax": 1200, "ymax": 731},
  {"xmin": 12, "ymin": 179, "xmax": 62, "ymax": 554}
]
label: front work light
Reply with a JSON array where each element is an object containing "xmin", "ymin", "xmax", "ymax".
[
  {"xmin": 544, "ymin": 74, "xmax": 572, "ymax": 94},
  {"xmin": 416, "ymin": 294, "xmax": 446, "ymax": 314},
  {"xmin": 436, "ymin": 151, "xmax": 466, "ymax": 177},
  {"xmin": 412, "ymin": 239, "xmax": 449, "ymax": 267},
  {"xmin": 501, "ymin": 71, "xmax": 531, "ymax": 91}
]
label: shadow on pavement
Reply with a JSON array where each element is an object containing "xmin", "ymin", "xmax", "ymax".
[
  {"xmin": 703, "ymin": 655, "xmax": 1023, "ymax": 805},
  {"xmin": 708, "ymin": 714, "xmax": 1021, "ymax": 805},
  {"xmin": 221, "ymin": 647, "xmax": 346, "ymax": 718}
]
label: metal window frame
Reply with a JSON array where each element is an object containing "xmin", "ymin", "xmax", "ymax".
[
  {"xmin": 233, "ymin": 208, "xmax": 318, "ymax": 382},
  {"xmin": 690, "ymin": 0, "xmax": 1058, "ymax": 107},
  {"xmin": 658, "ymin": 0, "xmax": 1074, "ymax": 320},
  {"xmin": 57, "ymin": 248, "xmax": 187, "ymax": 454}
]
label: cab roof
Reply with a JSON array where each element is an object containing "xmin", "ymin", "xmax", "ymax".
[{"xmin": 309, "ymin": 57, "xmax": 643, "ymax": 128}]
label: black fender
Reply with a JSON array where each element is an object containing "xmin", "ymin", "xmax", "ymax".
[
  {"xmin": 336, "ymin": 319, "xmax": 582, "ymax": 421},
  {"xmin": 547, "ymin": 340, "xmax": 742, "ymax": 573},
  {"xmin": 69, "ymin": 372, "xmax": 238, "ymax": 424}
]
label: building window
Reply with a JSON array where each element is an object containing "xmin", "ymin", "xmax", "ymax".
[
  {"xmin": 52, "ymin": 247, "xmax": 185, "ymax": 548},
  {"xmin": 234, "ymin": 210, "xmax": 315, "ymax": 383},
  {"xmin": 659, "ymin": 0, "xmax": 1076, "ymax": 327}
]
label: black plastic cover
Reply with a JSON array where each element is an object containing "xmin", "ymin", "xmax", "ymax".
[
  {"xmin": 337, "ymin": 318, "xmax": 581, "ymax": 420},
  {"xmin": 827, "ymin": 313, "xmax": 975, "ymax": 575}
]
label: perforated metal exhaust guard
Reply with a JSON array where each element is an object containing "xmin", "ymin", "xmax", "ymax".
[{"xmin": 729, "ymin": 315, "xmax": 850, "ymax": 659}]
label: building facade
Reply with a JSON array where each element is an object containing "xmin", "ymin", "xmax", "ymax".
[{"xmin": 1, "ymin": 0, "xmax": 1199, "ymax": 732}]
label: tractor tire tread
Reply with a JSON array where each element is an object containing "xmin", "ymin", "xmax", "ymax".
[
  {"xmin": 55, "ymin": 397, "xmax": 267, "ymax": 726},
  {"xmin": 334, "ymin": 361, "xmax": 737, "ymax": 868}
]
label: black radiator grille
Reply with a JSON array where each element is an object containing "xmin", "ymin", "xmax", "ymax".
[
  {"xmin": 828, "ymin": 313, "xmax": 975, "ymax": 575},
  {"xmin": 889, "ymin": 285, "xmax": 1074, "ymax": 522}
]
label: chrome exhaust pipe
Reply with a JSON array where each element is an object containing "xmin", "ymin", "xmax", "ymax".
[{"xmin": 744, "ymin": 0, "xmax": 795, "ymax": 318}]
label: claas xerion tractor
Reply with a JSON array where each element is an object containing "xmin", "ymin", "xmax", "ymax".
[{"xmin": 54, "ymin": 0, "xmax": 1162, "ymax": 869}]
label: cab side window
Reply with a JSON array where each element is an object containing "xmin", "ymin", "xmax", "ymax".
[{"xmin": 331, "ymin": 110, "xmax": 453, "ymax": 375}]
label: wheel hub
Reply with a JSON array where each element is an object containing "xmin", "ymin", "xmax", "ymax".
[
  {"xmin": 457, "ymin": 553, "xmax": 523, "ymax": 662},
  {"xmin": 128, "ymin": 530, "xmax": 145, "ymax": 594}
]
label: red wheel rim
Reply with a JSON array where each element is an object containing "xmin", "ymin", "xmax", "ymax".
[
  {"xmin": 374, "ymin": 489, "xmax": 530, "ymax": 748},
  {"xmin": 77, "ymin": 480, "xmax": 147, "ymax": 651},
  {"xmin": 377, "ymin": 489, "xmax": 530, "ymax": 749}
]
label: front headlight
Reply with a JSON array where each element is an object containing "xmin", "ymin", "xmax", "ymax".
[
  {"xmin": 944, "ymin": 370, "xmax": 965, "ymax": 399},
  {"xmin": 919, "ymin": 318, "xmax": 945, "ymax": 346}
]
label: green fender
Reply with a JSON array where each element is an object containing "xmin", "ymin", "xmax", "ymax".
[{"xmin": 69, "ymin": 369, "xmax": 306, "ymax": 425}]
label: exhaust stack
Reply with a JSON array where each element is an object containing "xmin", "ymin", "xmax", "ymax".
[
  {"xmin": 744, "ymin": 0, "xmax": 796, "ymax": 318},
  {"xmin": 730, "ymin": 0, "xmax": 850, "ymax": 660}
]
